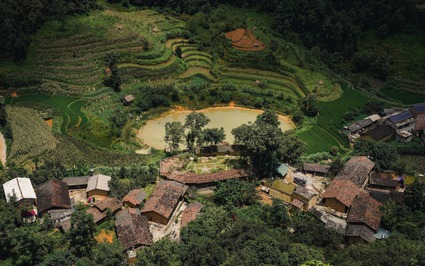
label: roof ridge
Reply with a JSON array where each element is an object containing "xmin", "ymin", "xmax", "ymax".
[{"xmin": 16, "ymin": 178, "xmax": 24, "ymax": 199}]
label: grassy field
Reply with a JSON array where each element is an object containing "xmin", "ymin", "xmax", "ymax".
[
  {"xmin": 185, "ymin": 156, "xmax": 237, "ymax": 174},
  {"xmin": 379, "ymin": 85, "xmax": 425, "ymax": 104}
]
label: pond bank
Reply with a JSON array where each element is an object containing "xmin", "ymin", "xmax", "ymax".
[{"xmin": 137, "ymin": 106, "xmax": 295, "ymax": 150}]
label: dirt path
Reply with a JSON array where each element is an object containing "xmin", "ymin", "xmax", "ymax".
[{"xmin": 0, "ymin": 133, "xmax": 6, "ymax": 167}]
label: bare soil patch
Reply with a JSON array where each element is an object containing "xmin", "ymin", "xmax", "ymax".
[{"xmin": 225, "ymin": 28, "xmax": 265, "ymax": 52}]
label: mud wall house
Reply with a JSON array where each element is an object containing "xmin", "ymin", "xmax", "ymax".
[
  {"xmin": 86, "ymin": 174, "xmax": 112, "ymax": 200},
  {"xmin": 268, "ymin": 180, "xmax": 295, "ymax": 204},
  {"xmin": 115, "ymin": 208, "xmax": 153, "ymax": 259},
  {"xmin": 86, "ymin": 197, "xmax": 122, "ymax": 224},
  {"xmin": 292, "ymin": 186, "xmax": 318, "ymax": 211},
  {"xmin": 409, "ymin": 102, "xmax": 425, "ymax": 131},
  {"xmin": 321, "ymin": 179, "xmax": 360, "ymax": 213},
  {"xmin": 141, "ymin": 180, "xmax": 188, "ymax": 225},
  {"xmin": 122, "ymin": 188, "xmax": 147, "ymax": 208},
  {"xmin": 303, "ymin": 163, "xmax": 330, "ymax": 177},
  {"xmin": 164, "ymin": 169, "xmax": 250, "ymax": 189},
  {"xmin": 181, "ymin": 202, "xmax": 203, "ymax": 227},
  {"xmin": 62, "ymin": 176, "xmax": 89, "ymax": 190},
  {"xmin": 35, "ymin": 179, "xmax": 72, "ymax": 216},
  {"xmin": 346, "ymin": 190, "xmax": 382, "ymax": 243},
  {"xmin": 2, "ymin": 177, "xmax": 37, "ymax": 206},
  {"xmin": 335, "ymin": 156, "xmax": 375, "ymax": 188}
]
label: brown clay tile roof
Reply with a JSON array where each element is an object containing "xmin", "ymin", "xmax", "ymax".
[
  {"xmin": 369, "ymin": 172, "xmax": 398, "ymax": 189},
  {"xmin": 291, "ymin": 198, "xmax": 304, "ymax": 209},
  {"xmin": 181, "ymin": 202, "xmax": 203, "ymax": 227},
  {"xmin": 86, "ymin": 197, "xmax": 122, "ymax": 224},
  {"xmin": 62, "ymin": 176, "xmax": 89, "ymax": 187},
  {"xmin": 294, "ymin": 186, "xmax": 318, "ymax": 201},
  {"xmin": 122, "ymin": 189, "xmax": 147, "ymax": 206},
  {"xmin": 335, "ymin": 156, "xmax": 375, "ymax": 187},
  {"xmin": 303, "ymin": 163, "xmax": 330, "ymax": 174},
  {"xmin": 345, "ymin": 224, "xmax": 375, "ymax": 242},
  {"xmin": 93, "ymin": 197, "xmax": 122, "ymax": 212},
  {"xmin": 322, "ymin": 179, "xmax": 360, "ymax": 207},
  {"xmin": 141, "ymin": 181, "xmax": 188, "ymax": 220},
  {"xmin": 115, "ymin": 209, "xmax": 153, "ymax": 250},
  {"xmin": 347, "ymin": 190, "xmax": 382, "ymax": 231},
  {"xmin": 166, "ymin": 169, "xmax": 249, "ymax": 185},
  {"xmin": 36, "ymin": 179, "xmax": 72, "ymax": 214},
  {"xmin": 57, "ymin": 219, "xmax": 71, "ymax": 232}
]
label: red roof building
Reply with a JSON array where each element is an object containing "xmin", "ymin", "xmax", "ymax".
[
  {"xmin": 122, "ymin": 189, "xmax": 147, "ymax": 208},
  {"xmin": 36, "ymin": 179, "xmax": 72, "ymax": 214},
  {"xmin": 335, "ymin": 156, "xmax": 375, "ymax": 188},
  {"xmin": 181, "ymin": 202, "xmax": 203, "ymax": 227},
  {"xmin": 322, "ymin": 180, "xmax": 360, "ymax": 213},
  {"xmin": 347, "ymin": 190, "xmax": 382, "ymax": 232}
]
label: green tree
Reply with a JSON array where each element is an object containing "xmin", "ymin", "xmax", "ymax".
[
  {"xmin": 135, "ymin": 238, "xmax": 181, "ymax": 266},
  {"xmin": 214, "ymin": 179, "xmax": 257, "ymax": 210},
  {"xmin": 39, "ymin": 251, "xmax": 76, "ymax": 266},
  {"xmin": 184, "ymin": 111, "xmax": 210, "ymax": 151},
  {"xmin": 404, "ymin": 182, "xmax": 425, "ymax": 212},
  {"xmin": 175, "ymin": 46, "xmax": 182, "ymax": 58},
  {"xmin": 164, "ymin": 121, "xmax": 185, "ymax": 152},
  {"xmin": 269, "ymin": 199, "xmax": 290, "ymax": 227},
  {"xmin": 92, "ymin": 242, "xmax": 126, "ymax": 266},
  {"xmin": 232, "ymin": 110, "xmax": 305, "ymax": 177},
  {"xmin": 69, "ymin": 211, "xmax": 96, "ymax": 258},
  {"xmin": 203, "ymin": 127, "xmax": 226, "ymax": 145},
  {"xmin": 354, "ymin": 140, "xmax": 398, "ymax": 170}
]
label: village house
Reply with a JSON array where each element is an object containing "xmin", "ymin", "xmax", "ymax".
[
  {"xmin": 345, "ymin": 190, "xmax": 382, "ymax": 243},
  {"xmin": 409, "ymin": 102, "xmax": 425, "ymax": 131},
  {"xmin": 344, "ymin": 114, "xmax": 381, "ymax": 142},
  {"xmin": 366, "ymin": 172, "xmax": 404, "ymax": 204},
  {"xmin": 35, "ymin": 179, "xmax": 72, "ymax": 216},
  {"xmin": 276, "ymin": 163, "xmax": 289, "ymax": 178},
  {"xmin": 291, "ymin": 186, "xmax": 318, "ymax": 211},
  {"xmin": 268, "ymin": 180, "xmax": 295, "ymax": 204},
  {"xmin": 335, "ymin": 156, "xmax": 375, "ymax": 188},
  {"xmin": 141, "ymin": 180, "xmax": 188, "ymax": 225},
  {"xmin": 86, "ymin": 197, "xmax": 122, "ymax": 224},
  {"xmin": 121, "ymin": 94, "xmax": 135, "ymax": 106},
  {"xmin": 63, "ymin": 176, "xmax": 89, "ymax": 190},
  {"xmin": 86, "ymin": 174, "xmax": 112, "ymax": 200},
  {"xmin": 164, "ymin": 169, "xmax": 250, "ymax": 189},
  {"xmin": 122, "ymin": 188, "xmax": 147, "ymax": 208},
  {"xmin": 384, "ymin": 111, "xmax": 416, "ymax": 132},
  {"xmin": 3, "ymin": 177, "xmax": 37, "ymax": 204},
  {"xmin": 115, "ymin": 208, "xmax": 153, "ymax": 259},
  {"xmin": 321, "ymin": 179, "xmax": 360, "ymax": 213},
  {"xmin": 303, "ymin": 163, "xmax": 330, "ymax": 177},
  {"xmin": 181, "ymin": 201, "xmax": 203, "ymax": 227}
]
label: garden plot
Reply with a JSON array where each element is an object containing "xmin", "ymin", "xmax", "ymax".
[{"xmin": 185, "ymin": 156, "xmax": 237, "ymax": 174}]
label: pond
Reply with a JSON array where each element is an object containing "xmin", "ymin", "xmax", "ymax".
[{"xmin": 137, "ymin": 107, "xmax": 295, "ymax": 150}]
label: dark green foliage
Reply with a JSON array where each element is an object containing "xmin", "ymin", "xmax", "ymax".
[
  {"xmin": 136, "ymin": 238, "xmax": 181, "ymax": 266},
  {"xmin": 269, "ymin": 199, "xmax": 290, "ymax": 227},
  {"xmin": 214, "ymin": 179, "xmax": 257, "ymax": 210},
  {"xmin": 39, "ymin": 251, "xmax": 76, "ymax": 266},
  {"xmin": 232, "ymin": 110, "xmax": 305, "ymax": 177},
  {"xmin": 184, "ymin": 111, "xmax": 210, "ymax": 151},
  {"xmin": 329, "ymin": 157, "xmax": 344, "ymax": 176},
  {"xmin": 404, "ymin": 182, "xmax": 425, "ymax": 213},
  {"xmin": 109, "ymin": 164, "xmax": 157, "ymax": 199},
  {"xmin": 175, "ymin": 46, "xmax": 182, "ymax": 58},
  {"xmin": 69, "ymin": 211, "xmax": 96, "ymax": 258},
  {"xmin": 29, "ymin": 160, "xmax": 67, "ymax": 185},
  {"xmin": 164, "ymin": 121, "xmax": 185, "ymax": 152},
  {"xmin": 354, "ymin": 140, "xmax": 399, "ymax": 170},
  {"xmin": 135, "ymin": 85, "xmax": 177, "ymax": 112},
  {"xmin": 92, "ymin": 242, "xmax": 126, "ymax": 266},
  {"xmin": 203, "ymin": 127, "xmax": 225, "ymax": 145}
]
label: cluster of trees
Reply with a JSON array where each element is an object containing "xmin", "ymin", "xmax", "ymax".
[
  {"xmin": 232, "ymin": 110, "xmax": 306, "ymax": 177},
  {"xmin": 0, "ymin": 0, "xmax": 99, "ymax": 62},
  {"xmin": 164, "ymin": 111, "xmax": 225, "ymax": 152}
]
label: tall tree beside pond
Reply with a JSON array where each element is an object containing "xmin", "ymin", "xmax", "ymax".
[
  {"xmin": 164, "ymin": 121, "xmax": 185, "ymax": 152},
  {"xmin": 184, "ymin": 111, "xmax": 210, "ymax": 151},
  {"xmin": 232, "ymin": 110, "xmax": 305, "ymax": 177}
]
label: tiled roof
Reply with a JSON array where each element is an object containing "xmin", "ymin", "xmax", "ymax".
[
  {"xmin": 2, "ymin": 177, "xmax": 36, "ymax": 202},
  {"xmin": 322, "ymin": 179, "xmax": 360, "ymax": 207},
  {"xmin": 62, "ymin": 176, "xmax": 89, "ymax": 187},
  {"xmin": 86, "ymin": 197, "xmax": 122, "ymax": 223},
  {"xmin": 141, "ymin": 181, "xmax": 188, "ymax": 220},
  {"xmin": 303, "ymin": 163, "xmax": 330, "ymax": 174},
  {"xmin": 36, "ymin": 179, "xmax": 72, "ymax": 213},
  {"xmin": 122, "ymin": 189, "xmax": 147, "ymax": 206},
  {"xmin": 87, "ymin": 174, "xmax": 111, "ymax": 192},
  {"xmin": 347, "ymin": 190, "xmax": 382, "ymax": 231},
  {"xmin": 115, "ymin": 209, "xmax": 153, "ymax": 250},
  {"xmin": 369, "ymin": 172, "xmax": 398, "ymax": 189},
  {"xmin": 294, "ymin": 186, "xmax": 317, "ymax": 201},
  {"xmin": 291, "ymin": 198, "xmax": 304, "ymax": 209},
  {"xmin": 166, "ymin": 169, "xmax": 249, "ymax": 185},
  {"xmin": 181, "ymin": 202, "xmax": 203, "ymax": 227},
  {"xmin": 335, "ymin": 156, "xmax": 375, "ymax": 187},
  {"xmin": 345, "ymin": 224, "xmax": 375, "ymax": 242}
]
